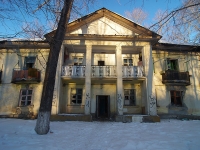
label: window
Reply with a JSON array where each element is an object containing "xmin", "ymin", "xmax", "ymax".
[
  {"xmin": 71, "ymin": 88, "xmax": 82, "ymax": 104},
  {"xmin": 24, "ymin": 56, "xmax": 36, "ymax": 69},
  {"xmin": 124, "ymin": 89, "xmax": 136, "ymax": 106},
  {"xmin": 124, "ymin": 58, "xmax": 133, "ymax": 66},
  {"xmin": 170, "ymin": 91, "xmax": 183, "ymax": 107},
  {"xmin": 73, "ymin": 57, "xmax": 83, "ymax": 65},
  {"xmin": 19, "ymin": 89, "xmax": 33, "ymax": 106},
  {"xmin": 98, "ymin": 61, "xmax": 104, "ymax": 66},
  {"xmin": 166, "ymin": 59, "xmax": 179, "ymax": 71}
]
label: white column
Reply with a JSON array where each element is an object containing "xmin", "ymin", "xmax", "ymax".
[
  {"xmin": 84, "ymin": 45, "xmax": 92, "ymax": 115},
  {"xmin": 52, "ymin": 45, "xmax": 64, "ymax": 115},
  {"xmin": 142, "ymin": 45, "xmax": 157, "ymax": 115},
  {"xmin": 116, "ymin": 45, "xmax": 123, "ymax": 115}
]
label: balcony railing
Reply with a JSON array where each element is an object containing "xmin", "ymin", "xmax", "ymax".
[
  {"xmin": 122, "ymin": 66, "xmax": 144, "ymax": 77},
  {"xmin": 91, "ymin": 66, "xmax": 116, "ymax": 77},
  {"xmin": 12, "ymin": 68, "xmax": 41, "ymax": 83},
  {"xmin": 62, "ymin": 65, "xmax": 85, "ymax": 77},
  {"xmin": 162, "ymin": 70, "xmax": 190, "ymax": 85}
]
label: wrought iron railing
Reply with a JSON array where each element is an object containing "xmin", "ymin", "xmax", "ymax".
[
  {"xmin": 122, "ymin": 66, "xmax": 144, "ymax": 77},
  {"xmin": 91, "ymin": 66, "xmax": 116, "ymax": 77},
  {"xmin": 62, "ymin": 65, "xmax": 86, "ymax": 77},
  {"xmin": 12, "ymin": 68, "xmax": 41, "ymax": 83},
  {"xmin": 162, "ymin": 70, "xmax": 190, "ymax": 85}
]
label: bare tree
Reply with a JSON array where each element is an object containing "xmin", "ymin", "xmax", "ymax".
[
  {"xmin": 34, "ymin": 0, "xmax": 74, "ymax": 135},
  {"xmin": 125, "ymin": 8, "xmax": 148, "ymax": 26},
  {"xmin": 150, "ymin": 0, "xmax": 200, "ymax": 44}
]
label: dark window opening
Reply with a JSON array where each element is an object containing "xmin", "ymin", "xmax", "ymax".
[
  {"xmin": 71, "ymin": 88, "xmax": 82, "ymax": 104},
  {"xmin": 166, "ymin": 59, "xmax": 179, "ymax": 71},
  {"xmin": 24, "ymin": 57, "xmax": 36, "ymax": 69},
  {"xmin": 98, "ymin": 61, "xmax": 104, "ymax": 66},
  {"xmin": 170, "ymin": 91, "xmax": 183, "ymax": 107}
]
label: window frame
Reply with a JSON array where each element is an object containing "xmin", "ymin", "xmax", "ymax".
[
  {"xmin": 73, "ymin": 57, "xmax": 83, "ymax": 66},
  {"xmin": 123, "ymin": 58, "xmax": 133, "ymax": 66},
  {"xmin": 24, "ymin": 56, "xmax": 36, "ymax": 69},
  {"xmin": 166, "ymin": 58, "xmax": 179, "ymax": 71},
  {"xmin": 71, "ymin": 88, "xmax": 83, "ymax": 105},
  {"xmin": 170, "ymin": 90, "xmax": 183, "ymax": 107},
  {"xmin": 19, "ymin": 89, "xmax": 33, "ymax": 106},
  {"xmin": 124, "ymin": 89, "xmax": 136, "ymax": 106}
]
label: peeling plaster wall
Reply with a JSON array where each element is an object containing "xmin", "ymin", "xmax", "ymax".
[{"xmin": 0, "ymin": 49, "xmax": 49, "ymax": 116}]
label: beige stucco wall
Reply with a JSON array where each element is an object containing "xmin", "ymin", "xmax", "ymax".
[
  {"xmin": 153, "ymin": 51, "xmax": 200, "ymax": 115},
  {"xmin": 0, "ymin": 48, "xmax": 49, "ymax": 116}
]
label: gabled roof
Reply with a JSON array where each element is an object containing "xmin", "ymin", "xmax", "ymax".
[{"xmin": 46, "ymin": 8, "xmax": 161, "ymax": 39}]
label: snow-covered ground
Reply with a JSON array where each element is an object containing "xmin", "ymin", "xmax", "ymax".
[{"xmin": 0, "ymin": 118, "xmax": 200, "ymax": 150}]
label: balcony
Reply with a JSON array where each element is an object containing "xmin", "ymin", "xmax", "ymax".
[
  {"xmin": 122, "ymin": 66, "xmax": 144, "ymax": 78},
  {"xmin": 91, "ymin": 66, "xmax": 116, "ymax": 78},
  {"xmin": 162, "ymin": 70, "xmax": 190, "ymax": 86},
  {"xmin": 62, "ymin": 65, "xmax": 85, "ymax": 77},
  {"xmin": 11, "ymin": 68, "xmax": 41, "ymax": 84}
]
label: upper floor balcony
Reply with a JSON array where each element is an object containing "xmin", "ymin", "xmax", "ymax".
[
  {"xmin": 61, "ymin": 65, "xmax": 145, "ymax": 79},
  {"xmin": 161, "ymin": 70, "xmax": 190, "ymax": 86},
  {"xmin": 122, "ymin": 66, "xmax": 144, "ymax": 78},
  {"xmin": 62, "ymin": 65, "xmax": 86, "ymax": 77},
  {"xmin": 91, "ymin": 65, "xmax": 116, "ymax": 78},
  {"xmin": 11, "ymin": 68, "xmax": 41, "ymax": 84}
]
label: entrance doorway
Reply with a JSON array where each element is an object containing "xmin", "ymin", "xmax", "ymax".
[{"xmin": 96, "ymin": 95, "xmax": 110, "ymax": 119}]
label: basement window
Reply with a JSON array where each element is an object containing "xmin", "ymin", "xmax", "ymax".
[
  {"xmin": 170, "ymin": 91, "xmax": 183, "ymax": 107},
  {"xmin": 124, "ymin": 89, "xmax": 136, "ymax": 106},
  {"xmin": 19, "ymin": 89, "xmax": 33, "ymax": 106},
  {"xmin": 71, "ymin": 88, "xmax": 82, "ymax": 104}
]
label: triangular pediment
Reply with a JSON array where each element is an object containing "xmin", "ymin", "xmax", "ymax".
[{"xmin": 66, "ymin": 8, "xmax": 160, "ymax": 37}]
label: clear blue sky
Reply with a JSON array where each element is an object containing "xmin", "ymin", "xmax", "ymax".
[
  {"xmin": 88, "ymin": 0, "xmax": 182, "ymax": 24},
  {"xmin": 0, "ymin": 0, "xmax": 183, "ymax": 38}
]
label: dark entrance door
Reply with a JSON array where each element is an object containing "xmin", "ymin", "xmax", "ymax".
[{"xmin": 96, "ymin": 95, "xmax": 110, "ymax": 119}]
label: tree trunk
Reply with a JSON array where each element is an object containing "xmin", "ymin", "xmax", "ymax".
[{"xmin": 35, "ymin": 0, "xmax": 74, "ymax": 135}]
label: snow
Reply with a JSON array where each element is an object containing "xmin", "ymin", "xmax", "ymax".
[{"xmin": 0, "ymin": 119, "xmax": 200, "ymax": 150}]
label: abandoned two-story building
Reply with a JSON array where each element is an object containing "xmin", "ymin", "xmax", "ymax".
[{"xmin": 0, "ymin": 8, "xmax": 200, "ymax": 122}]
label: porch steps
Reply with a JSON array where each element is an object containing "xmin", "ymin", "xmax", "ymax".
[
  {"xmin": 115, "ymin": 115, "xmax": 160, "ymax": 123},
  {"xmin": 50, "ymin": 114, "xmax": 92, "ymax": 122}
]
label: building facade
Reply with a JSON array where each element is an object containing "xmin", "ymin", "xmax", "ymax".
[{"xmin": 0, "ymin": 8, "xmax": 200, "ymax": 121}]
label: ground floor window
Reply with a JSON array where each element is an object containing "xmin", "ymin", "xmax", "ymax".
[
  {"xmin": 124, "ymin": 89, "xmax": 136, "ymax": 106},
  {"xmin": 71, "ymin": 88, "xmax": 82, "ymax": 104},
  {"xmin": 19, "ymin": 89, "xmax": 33, "ymax": 106},
  {"xmin": 170, "ymin": 90, "xmax": 183, "ymax": 107}
]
